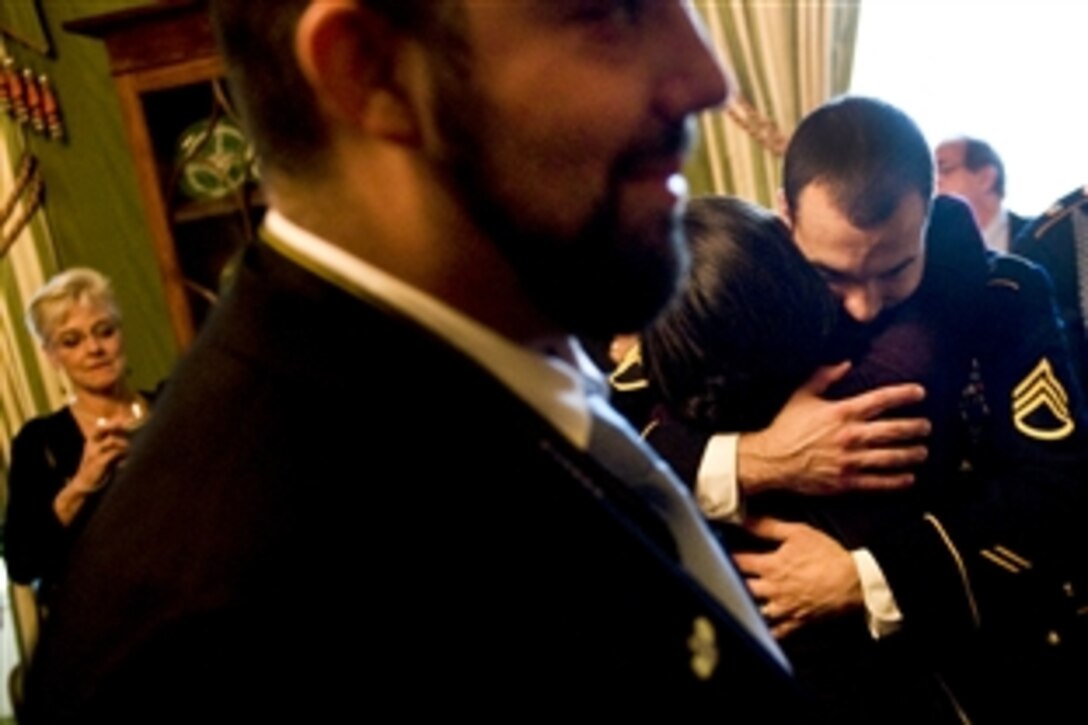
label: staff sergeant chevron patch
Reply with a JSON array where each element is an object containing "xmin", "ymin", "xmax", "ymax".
[{"xmin": 1012, "ymin": 358, "xmax": 1075, "ymax": 440}]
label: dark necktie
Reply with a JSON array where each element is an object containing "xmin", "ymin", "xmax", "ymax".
[{"xmin": 584, "ymin": 393, "xmax": 786, "ymax": 666}]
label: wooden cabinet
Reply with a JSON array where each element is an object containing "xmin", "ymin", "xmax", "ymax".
[{"xmin": 66, "ymin": 1, "xmax": 260, "ymax": 349}]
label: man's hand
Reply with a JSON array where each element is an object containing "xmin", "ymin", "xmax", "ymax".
[
  {"xmin": 738, "ymin": 361, "xmax": 930, "ymax": 497},
  {"xmin": 733, "ymin": 517, "xmax": 863, "ymax": 639}
]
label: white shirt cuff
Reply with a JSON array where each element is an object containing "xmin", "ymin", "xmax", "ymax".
[
  {"xmin": 695, "ymin": 433, "xmax": 743, "ymax": 522},
  {"xmin": 852, "ymin": 548, "xmax": 904, "ymax": 639}
]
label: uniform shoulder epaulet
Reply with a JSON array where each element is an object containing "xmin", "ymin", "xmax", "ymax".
[
  {"xmin": 987, "ymin": 252, "xmax": 1049, "ymax": 296},
  {"xmin": 1025, "ymin": 185, "xmax": 1088, "ymax": 241},
  {"xmin": 608, "ymin": 341, "xmax": 649, "ymax": 393}
]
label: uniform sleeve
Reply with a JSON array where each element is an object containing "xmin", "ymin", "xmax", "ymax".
[
  {"xmin": 1013, "ymin": 209, "xmax": 1088, "ymax": 397},
  {"xmin": 642, "ymin": 415, "xmax": 715, "ymax": 490},
  {"xmin": 4, "ymin": 422, "xmax": 69, "ymax": 585},
  {"xmin": 867, "ymin": 256, "xmax": 1088, "ymax": 652},
  {"xmin": 974, "ymin": 257, "xmax": 1087, "ymax": 470},
  {"xmin": 608, "ymin": 349, "xmax": 720, "ymax": 491}
]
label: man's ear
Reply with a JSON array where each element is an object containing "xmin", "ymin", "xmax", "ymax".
[
  {"xmin": 979, "ymin": 164, "xmax": 999, "ymax": 195},
  {"xmin": 295, "ymin": 0, "xmax": 420, "ymax": 144}
]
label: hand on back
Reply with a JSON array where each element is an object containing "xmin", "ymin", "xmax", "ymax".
[{"xmin": 738, "ymin": 361, "xmax": 931, "ymax": 497}]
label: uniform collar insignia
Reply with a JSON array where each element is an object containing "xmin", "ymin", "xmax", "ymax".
[{"xmin": 609, "ymin": 341, "xmax": 649, "ymax": 392}]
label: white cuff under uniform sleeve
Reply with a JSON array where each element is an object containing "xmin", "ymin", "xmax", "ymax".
[
  {"xmin": 696, "ymin": 433, "xmax": 904, "ymax": 639},
  {"xmin": 852, "ymin": 548, "xmax": 905, "ymax": 639},
  {"xmin": 694, "ymin": 433, "xmax": 743, "ymax": 522}
]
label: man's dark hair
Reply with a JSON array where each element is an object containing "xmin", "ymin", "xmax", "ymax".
[
  {"xmin": 962, "ymin": 136, "xmax": 1007, "ymax": 198},
  {"xmin": 209, "ymin": 0, "xmax": 462, "ymax": 178},
  {"xmin": 641, "ymin": 195, "xmax": 838, "ymax": 431},
  {"xmin": 783, "ymin": 96, "xmax": 934, "ymax": 229}
]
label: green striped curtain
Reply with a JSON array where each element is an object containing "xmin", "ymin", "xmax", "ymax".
[{"xmin": 688, "ymin": 0, "xmax": 862, "ymax": 209}]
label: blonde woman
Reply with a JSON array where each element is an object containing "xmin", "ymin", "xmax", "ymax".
[{"xmin": 4, "ymin": 268, "xmax": 156, "ymax": 607}]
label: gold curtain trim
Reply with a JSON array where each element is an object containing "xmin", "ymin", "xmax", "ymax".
[{"xmin": 725, "ymin": 96, "xmax": 789, "ymax": 158}]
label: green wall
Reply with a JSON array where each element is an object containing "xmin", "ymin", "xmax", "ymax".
[{"xmin": 6, "ymin": 0, "xmax": 177, "ymax": 392}]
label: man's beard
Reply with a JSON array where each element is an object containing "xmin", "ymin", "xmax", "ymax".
[
  {"xmin": 431, "ymin": 68, "xmax": 691, "ymax": 339},
  {"xmin": 484, "ymin": 174, "xmax": 690, "ymax": 340}
]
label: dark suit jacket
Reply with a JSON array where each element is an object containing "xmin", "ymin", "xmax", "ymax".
[{"xmin": 24, "ymin": 241, "xmax": 801, "ymax": 722}]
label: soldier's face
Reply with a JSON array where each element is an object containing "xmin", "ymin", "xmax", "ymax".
[
  {"xmin": 429, "ymin": 0, "xmax": 729, "ymax": 337},
  {"xmin": 790, "ymin": 183, "xmax": 928, "ymax": 325}
]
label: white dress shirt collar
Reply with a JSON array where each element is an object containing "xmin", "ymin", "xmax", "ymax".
[{"xmin": 982, "ymin": 207, "xmax": 1011, "ymax": 252}]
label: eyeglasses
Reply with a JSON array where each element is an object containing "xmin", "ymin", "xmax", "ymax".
[{"xmin": 936, "ymin": 163, "xmax": 964, "ymax": 176}]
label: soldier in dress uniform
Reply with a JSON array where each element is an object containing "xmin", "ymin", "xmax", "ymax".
[
  {"xmin": 616, "ymin": 98, "xmax": 1088, "ymax": 723},
  {"xmin": 1012, "ymin": 186, "xmax": 1088, "ymax": 397}
]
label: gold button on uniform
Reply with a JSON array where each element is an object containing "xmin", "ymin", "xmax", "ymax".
[{"xmin": 688, "ymin": 616, "xmax": 719, "ymax": 680}]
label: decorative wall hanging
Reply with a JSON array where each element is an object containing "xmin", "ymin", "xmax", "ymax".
[
  {"xmin": 5, "ymin": 57, "xmax": 26, "ymax": 123},
  {"xmin": 40, "ymin": 74, "xmax": 62, "ymax": 141},
  {"xmin": 0, "ymin": 56, "xmax": 64, "ymax": 142},
  {"xmin": 726, "ymin": 96, "xmax": 790, "ymax": 158}
]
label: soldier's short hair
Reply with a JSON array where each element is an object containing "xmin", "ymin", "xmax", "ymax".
[{"xmin": 783, "ymin": 96, "xmax": 934, "ymax": 228}]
